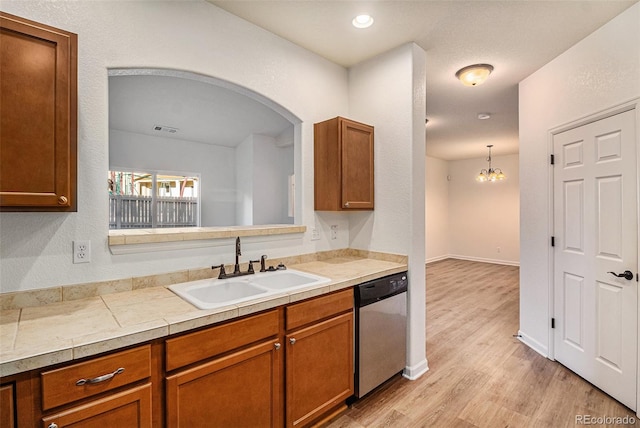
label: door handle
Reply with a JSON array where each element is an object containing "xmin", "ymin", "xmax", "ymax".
[{"xmin": 607, "ymin": 271, "xmax": 634, "ymax": 281}]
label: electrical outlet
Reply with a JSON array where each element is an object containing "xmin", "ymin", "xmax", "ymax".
[
  {"xmin": 73, "ymin": 240, "xmax": 91, "ymax": 264},
  {"xmin": 311, "ymin": 228, "xmax": 320, "ymax": 241},
  {"xmin": 330, "ymin": 225, "xmax": 338, "ymax": 240}
]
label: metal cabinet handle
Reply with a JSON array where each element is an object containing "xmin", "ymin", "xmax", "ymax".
[
  {"xmin": 344, "ymin": 202, "xmax": 350, "ymax": 208},
  {"xmin": 608, "ymin": 271, "xmax": 634, "ymax": 281},
  {"xmin": 274, "ymin": 342, "xmax": 281, "ymax": 350},
  {"xmin": 76, "ymin": 367, "xmax": 125, "ymax": 386},
  {"xmin": 289, "ymin": 338, "xmax": 296, "ymax": 345},
  {"xmin": 57, "ymin": 196, "xmax": 68, "ymax": 205},
  {"xmin": 48, "ymin": 424, "xmax": 58, "ymax": 428}
]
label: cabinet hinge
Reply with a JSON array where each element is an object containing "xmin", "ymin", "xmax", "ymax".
[
  {"xmin": 551, "ymin": 318, "xmax": 555, "ymax": 329},
  {"xmin": 551, "ymin": 236, "xmax": 555, "ymax": 247},
  {"xmin": 550, "ymin": 154, "xmax": 555, "ymax": 165}
]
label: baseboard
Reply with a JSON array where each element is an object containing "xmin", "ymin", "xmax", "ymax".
[
  {"xmin": 402, "ymin": 358, "xmax": 429, "ymax": 380},
  {"xmin": 448, "ymin": 254, "xmax": 520, "ymax": 267},
  {"xmin": 425, "ymin": 255, "xmax": 449, "ymax": 264},
  {"xmin": 517, "ymin": 330, "xmax": 549, "ymax": 358}
]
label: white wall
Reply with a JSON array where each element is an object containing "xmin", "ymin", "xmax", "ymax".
[
  {"xmin": 425, "ymin": 156, "xmax": 449, "ymax": 263},
  {"xmin": 253, "ymin": 135, "xmax": 294, "ymax": 225},
  {"xmin": 0, "ymin": 0, "xmax": 350, "ymax": 293},
  {"xmin": 235, "ymin": 134, "xmax": 253, "ymax": 225},
  {"xmin": 518, "ymin": 3, "xmax": 640, "ymax": 356},
  {"xmin": 448, "ymin": 154, "xmax": 520, "ymax": 265},
  {"xmin": 425, "ymin": 154, "xmax": 520, "ymax": 265},
  {"xmin": 348, "ymin": 43, "xmax": 428, "ymax": 379}
]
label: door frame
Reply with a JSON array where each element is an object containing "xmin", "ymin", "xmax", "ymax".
[{"xmin": 547, "ymin": 97, "xmax": 640, "ymax": 412}]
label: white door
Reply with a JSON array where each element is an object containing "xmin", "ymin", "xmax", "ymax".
[{"xmin": 553, "ymin": 108, "xmax": 638, "ymax": 410}]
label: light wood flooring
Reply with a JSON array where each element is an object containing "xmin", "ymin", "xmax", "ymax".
[{"xmin": 327, "ymin": 258, "xmax": 638, "ymax": 427}]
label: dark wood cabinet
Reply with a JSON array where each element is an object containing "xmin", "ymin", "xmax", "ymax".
[
  {"xmin": 314, "ymin": 117, "xmax": 374, "ymax": 211},
  {"xmin": 0, "ymin": 12, "xmax": 77, "ymax": 211}
]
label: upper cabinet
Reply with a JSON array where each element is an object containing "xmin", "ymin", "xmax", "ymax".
[
  {"xmin": 314, "ymin": 117, "xmax": 374, "ymax": 211},
  {"xmin": 0, "ymin": 12, "xmax": 77, "ymax": 211}
]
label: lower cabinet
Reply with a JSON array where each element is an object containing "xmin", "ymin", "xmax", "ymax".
[
  {"xmin": 39, "ymin": 345, "xmax": 154, "ymax": 428},
  {"xmin": 0, "ymin": 289, "xmax": 355, "ymax": 428},
  {"xmin": 166, "ymin": 340, "xmax": 282, "ymax": 427},
  {"xmin": 41, "ymin": 384, "xmax": 152, "ymax": 428},
  {"xmin": 286, "ymin": 312, "xmax": 353, "ymax": 427},
  {"xmin": 164, "ymin": 289, "xmax": 354, "ymax": 428},
  {"xmin": 0, "ymin": 384, "xmax": 15, "ymax": 428}
]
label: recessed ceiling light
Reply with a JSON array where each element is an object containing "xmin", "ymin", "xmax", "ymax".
[
  {"xmin": 477, "ymin": 113, "xmax": 491, "ymax": 120},
  {"xmin": 352, "ymin": 14, "xmax": 374, "ymax": 29}
]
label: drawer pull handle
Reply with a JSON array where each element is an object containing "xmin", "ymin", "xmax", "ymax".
[{"xmin": 76, "ymin": 367, "xmax": 125, "ymax": 386}]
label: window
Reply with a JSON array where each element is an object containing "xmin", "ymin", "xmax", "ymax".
[{"xmin": 108, "ymin": 171, "xmax": 200, "ymax": 229}]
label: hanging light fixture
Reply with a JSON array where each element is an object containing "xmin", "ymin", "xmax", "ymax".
[
  {"xmin": 455, "ymin": 64, "xmax": 494, "ymax": 86},
  {"xmin": 476, "ymin": 145, "xmax": 506, "ymax": 182}
]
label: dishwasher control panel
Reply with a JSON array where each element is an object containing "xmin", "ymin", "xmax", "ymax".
[{"xmin": 356, "ymin": 272, "xmax": 408, "ymax": 307}]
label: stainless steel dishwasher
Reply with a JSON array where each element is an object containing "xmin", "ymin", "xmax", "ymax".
[{"xmin": 354, "ymin": 271, "xmax": 408, "ymax": 398}]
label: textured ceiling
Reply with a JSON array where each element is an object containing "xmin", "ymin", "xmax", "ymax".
[{"xmin": 209, "ymin": 0, "xmax": 637, "ymax": 160}]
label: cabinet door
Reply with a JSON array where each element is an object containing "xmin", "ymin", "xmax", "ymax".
[
  {"xmin": 0, "ymin": 12, "xmax": 77, "ymax": 211},
  {"xmin": 286, "ymin": 312, "xmax": 354, "ymax": 427},
  {"xmin": 340, "ymin": 119, "xmax": 374, "ymax": 210},
  {"xmin": 0, "ymin": 384, "xmax": 15, "ymax": 428},
  {"xmin": 166, "ymin": 340, "xmax": 282, "ymax": 428},
  {"xmin": 41, "ymin": 383, "xmax": 152, "ymax": 428}
]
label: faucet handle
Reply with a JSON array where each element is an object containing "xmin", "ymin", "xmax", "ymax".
[
  {"xmin": 260, "ymin": 255, "xmax": 268, "ymax": 272},
  {"xmin": 213, "ymin": 264, "xmax": 227, "ymax": 279},
  {"xmin": 248, "ymin": 260, "xmax": 259, "ymax": 274}
]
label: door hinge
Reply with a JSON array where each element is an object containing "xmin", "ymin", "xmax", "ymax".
[
  {"xmin": 551, "ymin": 236, "xmax": 555, "ymax": 247},
  {"xmin": 551, "ymin": 318, "xmax": 555, "ymax": 329},
  {"xmin": 550, "ymin": 154, "xmax": 555, "ymax": 165}
]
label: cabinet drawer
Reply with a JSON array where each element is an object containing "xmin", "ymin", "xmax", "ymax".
[
  {"xmin": 42, "ymin": 383, "xmax": 152, "ymax": 428},
  {"xmin": 286, "ymin": 289, "xmax": 353, "ymax": 331},
  {"xmin": 41, "ymin": 345, "xmax": 151, "ymax": 410},
  {"xmin": 165, "ymin": 309, "xmax": 279, "ymax": 372}
]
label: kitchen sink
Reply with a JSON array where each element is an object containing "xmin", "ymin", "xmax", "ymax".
[
  {"xmin": 169, "ymin": 269, "xmax": 331, "ymax": 310},
  {"xmin": 249, "ymin": 269, "xmax": 331, "ymax": 291},
  {"xmin": 169, "ymin": 278, "xmax": 269, "ymax": 310}
]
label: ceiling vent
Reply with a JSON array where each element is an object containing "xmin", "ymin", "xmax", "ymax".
[{"xmin": 153, "ymin": 125, "xmax": 179, "ymax": 134}]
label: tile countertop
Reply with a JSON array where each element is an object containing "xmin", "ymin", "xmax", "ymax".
[{"xmin": 0, "ymin": 256, "xmax": 407, "ymax": 377}]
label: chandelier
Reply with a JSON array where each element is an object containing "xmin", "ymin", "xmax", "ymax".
[{"xmin": 476, "ymin": 145, "xmax": 506, "ymax": 182}]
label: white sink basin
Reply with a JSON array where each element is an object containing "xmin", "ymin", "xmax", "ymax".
[
  {"xmin": 169, "ymin": 278, "xmax": 269, "ymax": 309},
  {"xmin": 249, "ymin": 269, "xmax": 331, "ymax": 291},
  {"xmin": 169, "ymin": 269, "xmax": 331, "ymax": 309}
]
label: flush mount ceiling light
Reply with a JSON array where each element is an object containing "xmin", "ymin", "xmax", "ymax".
[
  {"xmin": 455, "ymin": 64, "xmax": 494, "ymax": 86},
  {"xmin": 476, "ymin": 145, "xmax": 506, "ymax": 182},
  {"xmin": 477, "ymin": 113, "xmax": 491, "ymax": 120},
  {"xmin": 352, "ymin": 14, "xmax": 374, "ymax": 29}
]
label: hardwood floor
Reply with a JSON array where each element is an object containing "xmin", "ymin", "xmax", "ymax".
[{"xmin": 327, "ymin": 259, "xmax": 638, "ymax": 427}]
